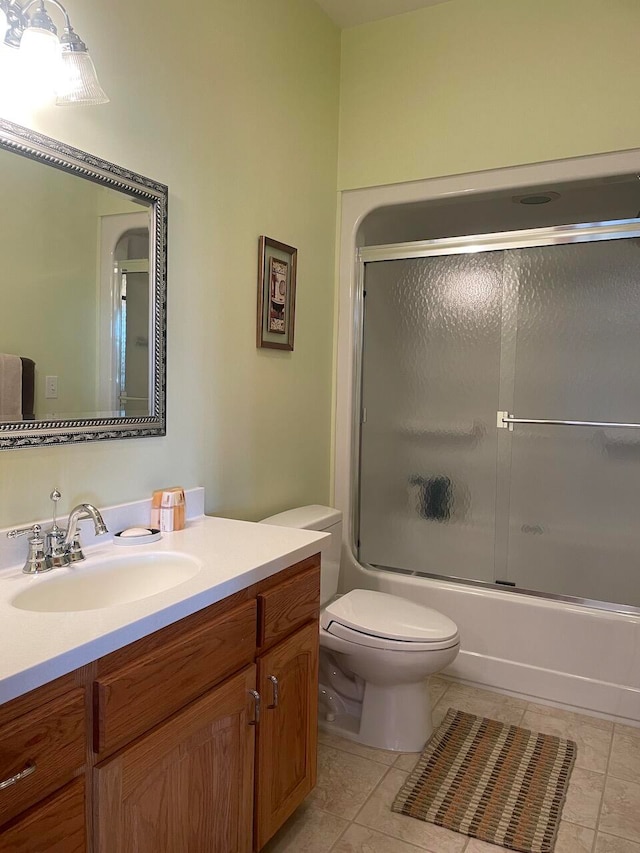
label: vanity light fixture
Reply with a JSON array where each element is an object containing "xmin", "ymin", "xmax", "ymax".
[{"xmin": 0, "ymin": 0, "xmax": 109, "ymax": 106}]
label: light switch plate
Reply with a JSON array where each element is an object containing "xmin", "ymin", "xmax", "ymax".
[{"xmin": 45, "ymin": 375, "xmax": 58, "ymax": 399}]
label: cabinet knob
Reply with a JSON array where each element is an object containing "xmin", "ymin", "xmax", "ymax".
[
  {"xmin": 248, "ymin": 690, "xmax": 261, "ymax": 725},
  {"xmin": 268, "ymin": 674, "xmax": 279, "ymax": 709},
  {"xmin": 0, "ymin": 762, "xmax": 37, "ymax": 790}
]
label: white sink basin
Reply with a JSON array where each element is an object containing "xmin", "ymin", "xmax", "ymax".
[{"xmin": 11, "ymin": 552, "xmax": 202, "ymax": 612}]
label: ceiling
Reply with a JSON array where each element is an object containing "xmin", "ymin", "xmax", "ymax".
[{"xmin": 315, "ymin": 0, "xmax": 451, "ymax": 28}]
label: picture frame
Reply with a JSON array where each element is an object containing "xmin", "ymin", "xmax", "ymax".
[{"xmin": 257, "ymin": 236, "xmax": 297, "ymax": 351}]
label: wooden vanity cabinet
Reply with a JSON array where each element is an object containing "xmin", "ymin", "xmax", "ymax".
[{"xmin": 0, "ymin": 554, "xmax": 320, "ymax": 852}]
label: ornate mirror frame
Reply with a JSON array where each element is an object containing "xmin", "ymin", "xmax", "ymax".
[{"xmin": 0, "ymin": 118, "xmax": 167, "ymax": 450}]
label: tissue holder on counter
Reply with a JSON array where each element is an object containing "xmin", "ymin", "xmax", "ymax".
[{"xmin": 151, "ymin": 487, "xmax": 186, "ymax": 532}]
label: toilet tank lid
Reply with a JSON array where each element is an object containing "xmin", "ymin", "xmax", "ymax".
[
  {"xmin": 321, "ymin": 589, "xmax": 458, "ymax": 643},
  {"xmin": 260, "ymin": 505, "xmax": 342, "ymax": 531}
]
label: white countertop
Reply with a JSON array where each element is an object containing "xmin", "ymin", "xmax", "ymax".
[{"xmin": 0, "ymin": 513, "xmax": 327, "ymax": 705}]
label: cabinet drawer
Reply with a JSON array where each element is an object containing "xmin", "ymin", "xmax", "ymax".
[
  {"xmin": 94, "ymin": 599, "xmax": 257, "ymax": 756},
  {"xmin": 0, "ymin": 690, "xmax": 85, "ymax": 826},
  {"xmin": 0, "ymin": 778, "xmax": 85, "ymax": 853},
  {"xmin": 258, "ymin": 565, "xmax": 320, "ymax": 649}
]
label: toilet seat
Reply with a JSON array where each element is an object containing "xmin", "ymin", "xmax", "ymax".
[
  {"xmin": 321, "ymin": 589, "xmax": 460, "ymax": 652},
  {"xmin": 322, "ymin": 621, "xmax": 460, "ymax": 652}
]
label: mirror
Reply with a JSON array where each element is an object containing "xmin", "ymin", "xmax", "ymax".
[{"xmin": 0, "ymin": 118, "xmax": 167, "ymax": 449}]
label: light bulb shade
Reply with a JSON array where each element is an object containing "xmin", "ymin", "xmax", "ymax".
[
  {"xmin": 19, "ymin": 26, "xmax": 60, "ymax": 105},
  {"xmin": 19, "ymin": 25, "xmax": 59, "ymax": 60},
  {"xmin": 56, "ymin": 49, "xmax": 109, "ymax": 105}
]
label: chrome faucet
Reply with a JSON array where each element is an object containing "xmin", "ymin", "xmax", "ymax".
[
  {"xmin": 6, "ymin": 490, "xmax": 109, "ymax": 574},
  {"xmin": 63, "ymin": 502, "xmax": 108, "ymax": 563}
]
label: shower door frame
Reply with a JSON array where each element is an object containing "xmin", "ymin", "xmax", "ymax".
[{"xmin": 352, "ymin": 217, "xmax": 640, "ymax": 616}]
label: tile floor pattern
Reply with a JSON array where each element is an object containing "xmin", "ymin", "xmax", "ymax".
[{"xmin": 263, "ymin": 678, "xmax": 640, "ymax": 853}]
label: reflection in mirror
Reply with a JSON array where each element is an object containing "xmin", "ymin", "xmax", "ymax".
[
  {"xmin": 1, "ymin": 154, "xmax": 151, "ymax": 421},
  {"xmin": 0, "ymin": 118, "xmax": 167, "ymax": 449},
  {"xmin": 117, "ymin": 237, "xmax": 150, "ymax": 416},
  {"xmin": 98, "ymin": 212, "xmax": 151, "ymax": 417}
]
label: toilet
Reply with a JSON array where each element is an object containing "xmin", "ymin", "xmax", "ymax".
[{"xmin": 260, "ymin": 505, "xmax": 460, "ymax": 753}]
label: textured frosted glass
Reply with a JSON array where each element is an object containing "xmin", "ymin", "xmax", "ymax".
[
  {"xmin": 504, "ymin": 239, "xmax": 640, "ymax": 607},
  {"xmin": 360, "ymin": 236, "xmax": 640, "ymax": 608},
  {"xmin": 359, "ymin": 254, "xmax": 504, "ymax": 581}
]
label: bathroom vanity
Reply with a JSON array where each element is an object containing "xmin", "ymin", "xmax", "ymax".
[{"xmin": 0, "ymin": 508, "xmax": 325, "ymax": 852}]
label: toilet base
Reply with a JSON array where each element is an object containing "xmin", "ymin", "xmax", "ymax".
[{"xmin": 318, "ymin": 678, "xmax": 434, "ymax": 753}]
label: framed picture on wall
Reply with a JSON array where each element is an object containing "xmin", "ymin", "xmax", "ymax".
[{"xmin": 257, "ymin": 236, "xmax": 297, "ymax": 351}]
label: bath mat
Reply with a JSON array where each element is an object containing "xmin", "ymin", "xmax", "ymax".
[{"xmin": 392, "ymin": 708, "xmax": 576, "ymax": 853}]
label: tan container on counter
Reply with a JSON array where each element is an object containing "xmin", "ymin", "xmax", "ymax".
[{"xmin": 151, "ymin": 487, "xmax": 186, "ymax": 531}]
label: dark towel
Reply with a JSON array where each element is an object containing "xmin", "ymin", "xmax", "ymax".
[
  {"xmin": 20, "ymin": 357, "xmax": 35, "ymax": 420},
  {"xmin": 409, "ymin": 475, "xmax": 452, "ymax": 521}
]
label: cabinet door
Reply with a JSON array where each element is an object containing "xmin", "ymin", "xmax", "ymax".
[
  {"xmin": 0, "ymin": 778, "xmax": 85, "ymax": 853},
  {"xmin": 94, "ymin": 666, "xmax": 256, "ymax": 853},
  {"xmin": 255, "ymin": 621, "xmax": 318, "ymax": 850}
]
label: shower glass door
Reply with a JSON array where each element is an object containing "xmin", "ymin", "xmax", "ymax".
[
  {"xmin": 358, "ymin": 224, "xmax": 640, "ymax": 609},
  {"xmin": 503, "ymin": 240, "xmax": 640, "ymax": 607},
  {"xmin": 359, "ymin": 253, "xmax": 504, "ymax": 582}
]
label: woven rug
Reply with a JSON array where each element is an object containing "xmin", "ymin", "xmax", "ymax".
[{"xmin": 392, "ymin": 708, "xmax": 577, "ymax": 853}]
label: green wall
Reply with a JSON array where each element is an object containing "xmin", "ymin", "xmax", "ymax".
[
  {"xmin": 338, "ymin": 0, "xmax": 640, "ymax": 189},
  {"xmin": 4, "ymin": 0, "xmax": 638, "ymax": 530},
  {"xmin": 0, "ymin": 0, "xmax": 340, "ymax": 526}
]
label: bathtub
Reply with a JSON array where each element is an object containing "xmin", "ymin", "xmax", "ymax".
[{"xmin": 339, "ymin": 549, "xmax": 640, "ymax": 726}]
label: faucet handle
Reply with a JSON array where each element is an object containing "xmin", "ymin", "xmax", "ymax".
[
  {"xmin": 7, "ymin": 523, "xmax": 43, "ymax": 540},
  {"xmin": 6, "ymin": 525, "xmax": 52, "ymax": 574}
]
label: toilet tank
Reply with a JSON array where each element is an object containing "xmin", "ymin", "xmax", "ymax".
[{"xmin": 259, "ymin": 505, "xmax": 342, "ymax": 605}]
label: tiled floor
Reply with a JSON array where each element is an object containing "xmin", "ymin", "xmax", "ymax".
[{"xmin": 263, "ymin": 678, "xmax": 640, "ymax": 853}]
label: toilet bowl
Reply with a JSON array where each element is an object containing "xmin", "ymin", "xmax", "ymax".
[{"xmin": 260, "ymin": 506, "xmax": 460, "ymax": 752}]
